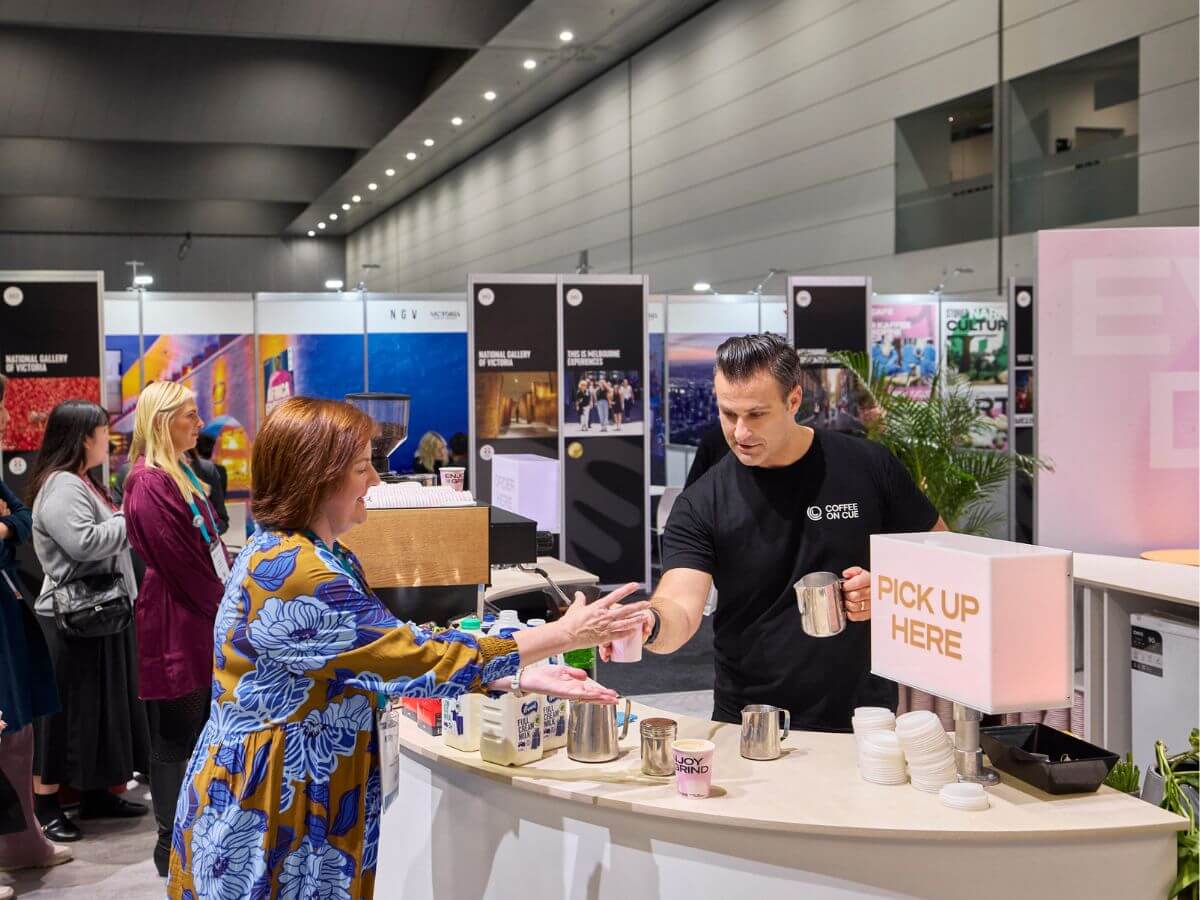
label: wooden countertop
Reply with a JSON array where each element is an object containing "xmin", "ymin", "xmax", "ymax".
[
  {"xmin": 394, "ymin": 701, "xmax": 1186, "ymax": 842},
  {"xmin": 1074, "ymin": 553, "xmax": 1199, "ymax": 607}
]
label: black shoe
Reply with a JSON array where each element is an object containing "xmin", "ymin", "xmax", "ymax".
[
  {"xmin": 79, "ymin": 793, "xmax": 149, "ymax": 820},
  {"xmin": 42, "ymin": 817, "xmax": 82, "ymax": 843},
  {"xmin": 153, "ymin": 832, "xmax": 171, "ymax": 878}
]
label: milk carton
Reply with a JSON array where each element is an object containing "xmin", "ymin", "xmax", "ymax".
[
  {"xmin": 442, "ymin": 693, "xmax": 482, "ymax": 752},
  {"xmin": 527, "ymin": 619, "xmax": 568, "ymax": 752},
  {"xmin": 479, "ymin": 693, "xmax": 543, "ymax": 767}
]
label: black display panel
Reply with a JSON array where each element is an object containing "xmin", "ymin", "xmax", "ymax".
[{"xmin": 791, "ymin": 283, "xmax": 868, "ymax": 353}]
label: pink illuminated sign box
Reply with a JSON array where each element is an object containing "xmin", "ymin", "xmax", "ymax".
[{"xmin": 871, "ymin": 532, "xmax": 1073, "ymax": 715}]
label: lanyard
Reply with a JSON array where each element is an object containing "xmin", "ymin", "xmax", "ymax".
[
  {"xmin": 182, "ymin": 464, "xmax": 216, "ymax": 546},
  {"xmin": 304, "ymin": 531, "xmax": 368, "ymax": 596}
]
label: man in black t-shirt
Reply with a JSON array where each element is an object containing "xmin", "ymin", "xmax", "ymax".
[{"xmin": 603, "ymin": 334, "xmax": 945, "ymax": 731}]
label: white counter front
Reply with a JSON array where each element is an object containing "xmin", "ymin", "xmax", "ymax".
[{"xmin": 376, "ymin": 702, "xmax": 1183, "ymax": 899}]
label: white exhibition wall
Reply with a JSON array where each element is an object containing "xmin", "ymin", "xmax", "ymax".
[{"xmin": 1036, "ymin": 227, "xmax": 1199, "ymax": 556}]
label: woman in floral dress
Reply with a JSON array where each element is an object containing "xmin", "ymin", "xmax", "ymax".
[{"xmin": 167, "ymin": 397, "xmax": 646, "ymax": 900}]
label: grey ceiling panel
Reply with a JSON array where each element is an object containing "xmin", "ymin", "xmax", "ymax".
[
  {"xmin": 0, "ymin": 27, "xmax": 437, "ymax": 147},
  {"xmin": 0, "ymin": 0, "xmax": 532, "ymax": 47},
  {"xmin": 0, "ymin": 138, "xmax": 355, "ymax": 201},
  {"xmin": 0, "ymin": 195, "xmax": 306, "ymax": 235}
]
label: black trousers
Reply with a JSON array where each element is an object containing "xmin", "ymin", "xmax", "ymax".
[{"xmin": 146, "ymin": 689, "xmax": 208, "ymax": 847}]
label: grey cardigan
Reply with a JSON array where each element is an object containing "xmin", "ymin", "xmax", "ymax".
[{"xmin": 31, "ymin": 470, "xmax": 138, "ymax": 616}]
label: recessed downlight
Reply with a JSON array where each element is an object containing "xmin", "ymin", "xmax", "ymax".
[
  {"xmin": 341, "ymin": 203, "xmax": 350, "ymax": 211},
  {"xmin": 385, "ymin": 168, "xmax": 395, "ymax": 177},
  {"xmin": 367, "ymin": 183, "xmax": 378, "ymax": 191},
  {"xmin": 406, "ymin": 152, "xmax": 417, "ymax": 161},
  {"xmin": 693, "ymin": 281, "xmax": 712, "ymax": 292},
  {"xmin": 329, "ymin": 212, "xmax": 338, "ymax": 220},
  {"xmin": 559, "ymin": 30, "xmax": 574, "ymax": 42},
  {"xmin": 307, "ymin": 230, "xmax": 315, "ymax": 237},
  {"xmin": 317, "ymin": 222, "xmax": 327, "ymax": 229},
  {"xmin": 483, "ymin": 90, "xmax": 497, "ymax": 101},
  {"xmin": 450, "ymin": 116, "xmax": 463, "ymax": 126},
  {"xmin": 423, "ymin": 138, "xmax": 435, "ymax": 147},
  {"xmin": 523, "ymin": 58, "xmax": 537, "ymax": 70},
  {"xmin": 352, "ymin": 195, "xmax": 361, "ymax": 203}
]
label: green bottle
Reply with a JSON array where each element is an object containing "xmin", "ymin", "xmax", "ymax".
[{"xmin": 563, "ymin": 646, "xmax": 596, "ymax": 679}]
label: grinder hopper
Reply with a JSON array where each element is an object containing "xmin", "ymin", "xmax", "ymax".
[{"xmin": 344, "ymin": 392, "xmax": 411, "ymax": 478}]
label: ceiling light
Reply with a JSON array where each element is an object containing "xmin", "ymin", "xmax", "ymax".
[
  {"xmin": 451, "ymin": 116, "xmax": 463, "ymax": 126},
  {"xmin": 559, "ymin": 30, "xmax": 574, "ymax": 42},
  {"xmin": 352, "ymin": 194, "xmax": 361, "ymax": 203},
  {"xmin": 329, "ymin": 212, "xmax": 338, "ymax": 220},
  {"xmin": 367, "ymin": 182, "xmax": 378, "ymax": 191},
  {"xmin": 317, "ymin": 222, "xmax": 326, "ymax": 229},
  {"xmin": 948, "ymin": 116, "xmax": 955, "ymax": 123},
  {"xmin": 406, "ymin": 152, "xmax": 417, "ymax": 161},
  {"xmin": 325, "ymin": 279, "xmax": 344, "ymax": 291},
  {"xmin": 483, "ymin": 90, "xmax": 497, "ymax": 102},
  {"xmin": 693, "ymin": 281, "xmax": 711, "ymax": 292},
  {"xmin": 385, "ymin": 168, "xmax": 395, "ymax": 177},
  {"xmin": 342, "ymin": 203, "xmax": 351, "ymax": 211},
  {"xmin": 523, "ymin": 59, "xmax": 537, "ymax": 70},
  {"xmin": 133, "ymin": 274, "xmax": 154, "ymax": 287},
  {"xmin": 423, "ymin": 138, "xmax": 435, "ymax": 147},
  {"xmin": 307, "ymin": 230, "xmax": 315, "ymax": 237}
]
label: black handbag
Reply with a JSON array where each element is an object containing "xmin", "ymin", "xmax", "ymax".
[{"xmin": 40, "ymin": 570, "xmax": 132, "ymax": 640}]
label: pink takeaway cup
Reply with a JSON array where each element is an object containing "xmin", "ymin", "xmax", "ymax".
[{"xmin": 672, "ymin": 739, "xmax": 715, "ymax": 798}]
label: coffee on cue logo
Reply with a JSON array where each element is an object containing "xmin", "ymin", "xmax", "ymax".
[
  {"xmin": 877, "ymin": 575, "xmax": 981, "ymax": 661},
  {"xmin": 806, "ymin": 502, "xmax": 860, "ymax": 522}
]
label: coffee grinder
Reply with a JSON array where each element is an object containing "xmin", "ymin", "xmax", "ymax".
[{"xmin": 345, "ymin": 392, "xmax": 411, "ymax": 482}]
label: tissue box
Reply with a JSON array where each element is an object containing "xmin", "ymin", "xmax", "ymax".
[
  {"xmin": 870, "ymin": 532, "xmax": 1073, "ymax": 714},
  {"xmin": 492, "ymin": 453, "xmax": 559, "ymax": 532}
]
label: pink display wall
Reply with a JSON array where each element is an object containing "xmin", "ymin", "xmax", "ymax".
[{"xmin": 1037, "ymin": 227, "xmax": 1199, "ymax": 556}]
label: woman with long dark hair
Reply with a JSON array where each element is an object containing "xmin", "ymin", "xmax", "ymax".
[
  {"xmin": 0, "ymin": 375, "xmax": 71, "ymax": 873},
  {"xmin": 28, "ymin": 400, "xmax": 150, "ymax": 842}
]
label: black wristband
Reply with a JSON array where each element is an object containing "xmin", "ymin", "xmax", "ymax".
[{"xmin": 645, "ymin": 607, "xmax": 663, "ymax": 646}]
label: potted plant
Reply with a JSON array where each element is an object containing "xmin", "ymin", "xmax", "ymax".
[
  {"xmin": 1142, "ymin": 729, "xmax": 1198, "ymax": 899},
  {"xmin": 833, "ymin": 352, "xmax": 1050, "ymax": 534}
]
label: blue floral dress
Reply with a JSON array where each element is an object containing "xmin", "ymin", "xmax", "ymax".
[{"xmin": 166, "ymin": 529, "xmax": 519, "ymax": 899}]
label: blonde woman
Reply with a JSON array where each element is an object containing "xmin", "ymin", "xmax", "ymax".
[
  {"xmin": 412, "ymin": 430, "xmax": 448, "ymax": 476},
  {"xmin": 123, "ymin": 382, "xmax": 229, "ymax": 878}
]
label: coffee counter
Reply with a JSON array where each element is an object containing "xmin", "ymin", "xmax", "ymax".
[{"xmin": 376, "ymin": 701, "xmax": 1183, "ymax": 899}]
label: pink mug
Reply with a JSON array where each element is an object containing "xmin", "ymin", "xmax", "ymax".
[
  {"xmin": 609, "ymin": 626, "xmax": 643, "ymax": 663},
  {"xmin": 672, "ymin": 739, "xmax": 715, "ymax": 798}
]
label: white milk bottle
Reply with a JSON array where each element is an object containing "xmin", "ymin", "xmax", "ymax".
[
  {"xmin": 490, "ymin": 608, "xmax": 525, "ymax": 639},
  {"xmin": 442, "ymin": 617, "xmax": 484, "ymax": 752},
  {"xmin": 527, "ymin": 619, "xmax": 568, "ymax": 752},
  {"xmin": 479, "ymin": 692, "xmax": 543, "ymax": 766}
]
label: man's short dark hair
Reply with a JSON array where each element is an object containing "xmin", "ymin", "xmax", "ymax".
[{"xmin": 715, "ymin": 333, "xmax": 801, "ymax": 396}]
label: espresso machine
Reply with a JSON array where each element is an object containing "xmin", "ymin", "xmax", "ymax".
[{"xmin": 344, "ymin": 392, "xmax": 410, "ymax": 482}]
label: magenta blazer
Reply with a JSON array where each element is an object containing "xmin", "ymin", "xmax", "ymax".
[{"xmin": 123, "ymin": 457, "xmax": 228, "ymax": 701}]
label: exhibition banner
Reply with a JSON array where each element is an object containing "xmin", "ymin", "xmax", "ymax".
[
  {"xmin": 469, "ymin": 276, "xmax": 560, "ymax": 515},
  {"xmin": 561, "ymin": 276, "xmax": 650, "ymax": 586},
  {"xmin": 1, "ymin": 271, "xmax": 104, "ymax": 587},
  {"xmin": 1036, "ymin": 227, "xmax": 1198, "ymax": 556},
  {"xmin": 787, "ymin": 276, "xmax": 869, "ymax": 356},
  {"xmin": 869, "ymin": 295, "xmax": 939, "ymax": 401},
  {"xmin": 2, "ymin": 272, "xmax": 104, "ymax": 492},
  {"xmin": 941, "ymin": 298, "xmax": 1009, "ymax": 450}
]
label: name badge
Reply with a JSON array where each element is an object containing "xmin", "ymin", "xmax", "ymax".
[{"xmin": 209, "ymin": 541, "xmax": 231, "ymax": 581}]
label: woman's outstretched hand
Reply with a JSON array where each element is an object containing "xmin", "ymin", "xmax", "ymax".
[
  {"xmin": 558, "ymin": 582, "xmax": 649, "ymax": 650},
  {"xmin": 491, "ymin": 666, "xmax": 619, "ymax": 704}
]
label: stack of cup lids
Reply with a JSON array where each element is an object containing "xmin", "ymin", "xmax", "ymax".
[
  {"xmin": 857, "ymin": 731, "xmax": 908, "ymax": 785},
  {"xmin": 939, "ymin": 782, "xmax": 990, "ymax": 811},
  {"xmin": 851, "ymin": 707, "xmax": 896, "ymax": 751},
  {"xmin": 895, "ymin": 710, "xmax": 958, "ymax": 793}
]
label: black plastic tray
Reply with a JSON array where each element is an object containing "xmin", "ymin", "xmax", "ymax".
[{"xmin": 980, "ymin": 724, "xmax": 1119, "ymax": 794}]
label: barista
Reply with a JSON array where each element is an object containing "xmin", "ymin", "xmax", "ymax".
[{"xmin": 606, "ymin": 334, "xmax": 946, "ymax": 731}]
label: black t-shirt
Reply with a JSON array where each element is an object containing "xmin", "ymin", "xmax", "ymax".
[
  {"xmin": 662, "ymin": 429, "xmax": 939, "ymax": 731},
  {"xmin": 684, "ymin": 420, "xmax": 731, "ymax": 488}
]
